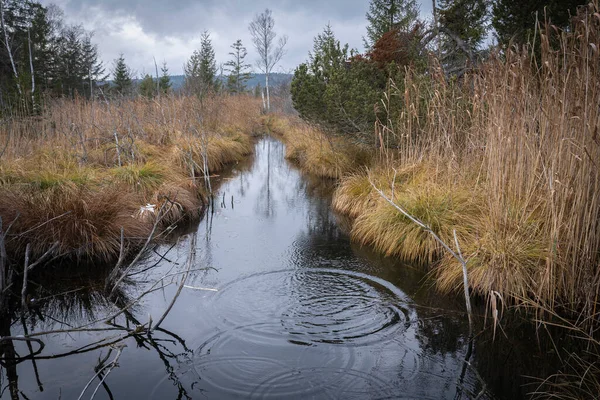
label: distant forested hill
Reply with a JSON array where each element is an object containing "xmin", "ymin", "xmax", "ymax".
[{"xmin": 167, "ymin": 73, "xmax": 292, "ymax": 91}]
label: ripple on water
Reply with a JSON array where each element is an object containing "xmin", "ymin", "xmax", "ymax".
[
  {"xmin": 191, "ymin": 269, "xmax": 420, "ymax": 398},
  {"xmin": 204, "ymin": 268, "xmax": 414, "ymax": 346},
  {"xmin": 193, "ymin": 324, "xmax": 358, "ymax": 398}
]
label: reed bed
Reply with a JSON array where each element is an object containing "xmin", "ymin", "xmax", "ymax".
[
  {"xmin": 333, "ymin": 3, "xmax": 600, "ymax": 321},
  {"xmin": 0, "ymin": 95, "xmax": 262, "ymax": 261}
]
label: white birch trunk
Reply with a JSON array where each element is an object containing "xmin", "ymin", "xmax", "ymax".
[
  {"xmin": 28, "ymin": 29, "xmax": 36, "ymax": 111},
  {"xmin": 1, "ymin": 1, "xmax": 21, "ymax": 96},
  {"xmin": 266, "ymin": 72, "xmax": 270, "ymax": 111}
]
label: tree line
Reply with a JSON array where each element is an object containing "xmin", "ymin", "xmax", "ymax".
[
  {"xmin": 290, "ymin": 0, "xmax": 586, "ymax": 144},
  {"xmin": 1, "ymin": 1, "xmax": 288, "ymax": 114},
  {"xmin": 0, "ymin": 0, "xmax": 105, "ymax": 112}
]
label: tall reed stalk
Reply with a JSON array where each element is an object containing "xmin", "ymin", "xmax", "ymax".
[{"xmin": 366, "ymin": 2, "xmax": 600, "ymax": 320}]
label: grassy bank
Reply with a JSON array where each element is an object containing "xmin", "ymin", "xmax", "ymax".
[
  {"xmin": 264, "ymin": 114, "xmax": 372, "ymax": 179},
  {"xmin": 329, "ymin": 4, "xmax": 600, "ymax": 328},
  {"xmin": 0, "ymin": 95, "xmax": 263, "ymax": 261}
]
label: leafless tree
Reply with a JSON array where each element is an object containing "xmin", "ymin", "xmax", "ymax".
[{"xmin": 249, "ymin": 8, "xmax": 287, "ymax": 112}]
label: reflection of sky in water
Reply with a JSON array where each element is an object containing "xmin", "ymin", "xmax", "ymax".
[{"xmin": 1, "ymin": 137, "xmax": 544, "ymax": 400}]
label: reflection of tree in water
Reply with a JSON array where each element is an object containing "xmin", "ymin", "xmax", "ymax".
[
  {"xmin": 254, "ymin": 138, "xmax": 279, "ymax": 219},
  {"xmin": 0, "ymin": 239, "xmax": 201, "ymax": 400}
]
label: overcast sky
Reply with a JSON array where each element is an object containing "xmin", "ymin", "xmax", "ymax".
[{"xmin": 39, "ymin": 0, "xmax": 433, "ymax": 77}]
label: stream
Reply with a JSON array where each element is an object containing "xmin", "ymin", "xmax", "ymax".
[{"xmin": 0, "ymin": 137, "xmax": 551, "ymax": 399}]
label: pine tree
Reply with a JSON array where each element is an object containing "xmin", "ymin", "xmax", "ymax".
[
  {"xmin": 159, "ymin": 61, "xmax": 171, "ymax": 94},
  {"xmin": 437, "ymin": 0, "xmax": 488, "ymax": 73},
  {"xmin": 139, "ymin": 73, "xmax": 155, "ymax": 98},
  {"xmin": 0, "ymin": 1, "xmax": 104, "ymax": 111},
  {"xmin": 492, "ymin": 0, "xmax": 583, "ymax": 46},
  {"xmin": 184, "ymin": 31, "xmax": 217, "ymax": 96},
  {"xmin": 309, "ymin": 24, "xmax": 349, "ymax": 80},
  {"xmin": 292, "ymin": 24, "xmax": 383, "ymax": 139},
  {"xmin": 55, "ymin": 25, "xmax": 84, "ymax": 97},
  {"xmin": 225, "ymin": 39, "xmax": 251, "ymax": 94},
  {"xmin": 198, "ymin": 31, "xmax": 217, "ymax": 90},
  {"xmin": 184, "ymin": 49, "xmax": 202, "ymax": 95},
  {"xmin": 364, "ymin": 0, "xmax": 419, "ymax": 50},
  {"xmin": 438, "ymin": 0, "xmax": 488, "ymax": 49},
  {"xmin": 80, "ymin": 33, "xmax": 106, "ymax": 98},
  {"xmin": 254, "ymin": 82, "xmax": 262, "ymax": 98},
  {"xmin": 112, "ymin": 54, "xmax": 132, "ymax": 96}
]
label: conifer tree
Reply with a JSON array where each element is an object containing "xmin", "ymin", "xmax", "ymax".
[
  {"xmin": 199, "ymin": 31, "xmax": 216, "ymax": 89},
  {"xmin": 225, "ymin": 39, "xmax": 251, "ymax": 94},
  {"xmin": 364, "ymin": 0, "xmax": 419, "ymax": 50},
  {"xmin": 184, "ymin": 31, "xmax": 217, "ymax": 96},
  {"xmin": 0, "ymin": 0, "xmax": 104, "ymax": 111},
  {"xmin": 112, "ymin": 54, "xmax": 132, "ymax": 95},
  {"xmin": 492, "ymin": 0, "xmax": 582, "ymax": 46},
  {"xmin": 80, "ymin": 32, "xmax": 107, "ymax": 98},
  {"xmin": 437, "ymin": 0, "xmax": 488, "ymax": 73},
  {"xmin": 159, "ymin": 61, "xmax": 171, "ymax": 94},
  {"xmin": 254, "ymin": 82, "xmax": 262, "ymax": 98},
  {"xmin": 184, "ymin": 49, "xmax": 202, "ymax": 94},
  {"xmin": 139, "ymin": 74, "xmax": 155, "ymax": 98}
]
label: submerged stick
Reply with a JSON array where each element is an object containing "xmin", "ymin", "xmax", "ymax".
[
  {"xmin": 152, "ymin": 231, "xmax": 197, "ymax": 331},
  {"xmin": 107, "ymin": 202, "xmax": 168, "ymax": 296},
  {"xmin": 77, "ymin": 345, "xmax": 124, "ymax": 400},
  {"xmin": 22, "ymin": 244, "xmax": 30, "ymax": 310},
  {"xmin": 184, "ymin": 285, "xmax": 218, "ymax": 292}
]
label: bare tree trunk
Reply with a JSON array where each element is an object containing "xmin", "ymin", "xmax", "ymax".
[
  {"xmin": 432, "ymin": 0, "xmax": 440, "ymax": 59},
  {"xmin": 28, "ymin": 28, "xmax": 36, "ymax": 112},
  {"xmin": 266, "ymin": 72, "xmax": 270, "ymax": 111},
  {"xmin": 89, "ymin": 65, "xmax": 93, "ymax": 99},
  {"xmin": 1, "ymin": 1, "xmax": 22, "ymax": 96},
  {"xmin": 154, "ymin": 56, "xmax": 160, "ymax": 99},
  {"xmin": 0, "ymin": 217, "xmax": 7, "ymax": 306}
]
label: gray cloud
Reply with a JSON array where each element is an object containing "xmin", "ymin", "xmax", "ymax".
[{"xmin": 40, "ymin": 1, "xmax": 431, "ymax": 76}]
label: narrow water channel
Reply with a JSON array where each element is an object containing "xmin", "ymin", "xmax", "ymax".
[{"xmin": 1, "ymin": 137, "xmax": 547, "ymax": 399}]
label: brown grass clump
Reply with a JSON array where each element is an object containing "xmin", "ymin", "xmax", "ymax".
[
  {"xmin": 150, "ymin": 179, "xmax": 205, "ymax": 226},
  {"xmin": 0, "ymin": 94, "xmax": 262, "ymax": 261},
  {"xmin": 332, "ymin": 173, "xmax": 377, "ymax": 218},
  {"xmin": 0, "ymin": 185, "xmax": 149, "ymax": 260},
  {"xmin": 436, "ymin": 205, "xmax": 547, "ymax": 299},
  {"xmin": 351, "ymin": 180, "xmax": 478, "ymax": 263},
  {"xmin": 168, "ymin": 133, "xmax": 253, "ymax": 176},
  {"xmin": 332, "ymin": 163, "xmax": 428, "ymax": 217}
]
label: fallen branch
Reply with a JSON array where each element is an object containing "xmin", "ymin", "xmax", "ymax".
[
  {"xmin": 152, "ymin": 231, "xmax": 197, "ymax": 331},
  {"xmin": 368, "ymin": 173, "xmax": 473, "ymax": 332}
]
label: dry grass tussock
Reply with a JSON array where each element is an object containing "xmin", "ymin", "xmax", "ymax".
[
  {"xmin": 336, "ymin": 3, "xmax": 600, "ymax": 322},
  {"xmin": 0, "ymin": 95, "xmax": 262, "ymax": 260},
  {"xmin": 265, "ymin": 114, "xmax": 372, "ymax": 179},
  {"xmin": 335, "ymin": 164, "xmax": 480, "ymax": 264}
]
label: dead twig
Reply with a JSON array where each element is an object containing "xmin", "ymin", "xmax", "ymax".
[
  {"xmin": 152, "ymin": 232, "xmax": 197, "ymax": 331},
  {"xmin": 77, "ymin": 344, "xmax": 125, "ymax": 400}
]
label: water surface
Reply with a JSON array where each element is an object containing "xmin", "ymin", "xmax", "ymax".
[{"xmin": 0, "ymin": 137, "xmax": 547, "ymax": 399}]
